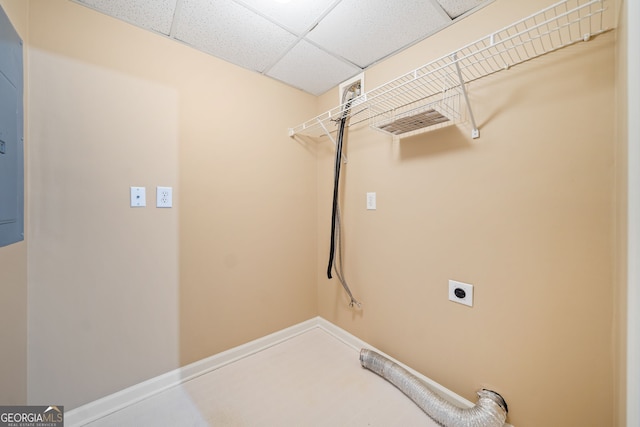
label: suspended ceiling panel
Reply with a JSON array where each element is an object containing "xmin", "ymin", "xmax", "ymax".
[
  {"xmin": 239, "ymin": 0, "xmax": 337, "ymax": 34},
  {"xmin": 78, "ymin": 0, "xmax": 178, "ymax": 35},
  {"xmin": 71, "ymin": 0, "xmax": 492, "ymax": 96},
  {"xmin": 438, "ymin": 0, "xmax": 488, "ymax": 18},
  {"xmin": 305, "ymin": 0, "xmax": 451, "ymax": 68},
  {"xmin": 174, "ymin": 0, "xmax": 299, "ymax": 72},
  {"xmin": 267, "ymin": 40, "xmax": 361, "ymax": 96}
]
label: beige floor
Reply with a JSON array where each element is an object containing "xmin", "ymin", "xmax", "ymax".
[{"xmin": 83, "ymin": 327, "xmax": 440, "ymax": 426}]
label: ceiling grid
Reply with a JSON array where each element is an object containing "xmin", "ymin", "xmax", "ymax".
[{"xmin": 71, "ymin": 0, "xmax": 491, "ymax": 95}]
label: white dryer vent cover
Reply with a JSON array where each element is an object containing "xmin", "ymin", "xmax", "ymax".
[{"xmin": 376, "ymin": 108, "xmax": 451, "ymax": 135}]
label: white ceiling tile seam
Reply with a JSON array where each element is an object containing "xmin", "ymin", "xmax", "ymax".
[
  {"xmin": 305, "ymin": 0, "xmax": 452, "ymax": 68},
  {"xmin": 265, "ymin": 40, "xmax": 362, "ymax": 95},
  {"xmin": 69, "ymin": 0, "xmax": 494, "ymax": 95},
  {"xmin": 437, "ymin": 0, "xmax": 488, "ymax": 19},
  {"xmin": 233, "ymin": 0, "xmax": 343, "ymax": 38},
  {"xmin": 168, "ymin": 0, "xmax": 184, "ymax": 39},
  {"xmin": 427, "ymin": 0, "xmax": 457, "ymax": 21},
  {"xmin": 258, "ymin": 0, "xmax": 351, "ymax": 77}
]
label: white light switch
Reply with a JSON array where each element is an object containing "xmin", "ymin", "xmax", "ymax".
[
  {"xmin": 366, "ymin": 192, "xmax": 376, "ymax": 210},
  {"xmin": 130, "ymin": 187, "xmax": 146, "ymax": 207}
]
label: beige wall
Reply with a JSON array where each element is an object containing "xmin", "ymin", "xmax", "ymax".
[
  {"xmin": 26, "ymin": 0, "xmax": 317, "ymax": 408},
  {"xmin": 614, "ymin": 1, "xmax": 628, "ymax": 425},
  {"xmin": 317, "ymin": 1, "xmax": 618, "ymax": 426},
  {"xmin": 0, "ymin": 0, "xmax": 28, "ymax": 405},
  {"xmin": 5, "ymin": 0, "xmax": 626, "ymax": 423}
]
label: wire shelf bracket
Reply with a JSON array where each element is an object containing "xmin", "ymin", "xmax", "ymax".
[
  {"xmin": 288, "ymin": 0, "xmax": 610, "ymax": 141},
  {"xmin": 453, "ymin": 53, "xmax": 479, "ymax": 139}
]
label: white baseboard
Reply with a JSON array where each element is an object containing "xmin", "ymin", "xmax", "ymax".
[
  {"xmin": 65, "ymin": 318, "xmax": 320, "ymax": 426},
  {"xmin": 66, "ymin": 316, "xmax": 513, "ymax": 427}
]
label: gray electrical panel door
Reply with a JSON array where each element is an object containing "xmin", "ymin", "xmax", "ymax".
[{"xmin": 0, "ymin": 5, "xmax": 24, "ymax": 247}]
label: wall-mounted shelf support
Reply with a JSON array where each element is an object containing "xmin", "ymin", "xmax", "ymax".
[
  {"xmin": 318, "ymin": 119, "xmax": 337, "ymax": 146},
  {"xmin": 452, "ymin": 53, "xmax": 479, "ymax": 139},
  {"xmin": 288, "ymin": 0, "xmax": 610, "ymax": 141},
  {"xmin": 318, "ymin": 118, "xmax": 348, "ymax": 163}
]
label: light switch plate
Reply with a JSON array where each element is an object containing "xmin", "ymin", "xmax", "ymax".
[{"xmin": 366, "ymin": 192, "xmax": 376, "ymax": 210}]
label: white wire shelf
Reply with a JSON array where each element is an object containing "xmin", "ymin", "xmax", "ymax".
[{"xmin": 288, "ymin": 0, "xmax": 610, "ymax": 140}]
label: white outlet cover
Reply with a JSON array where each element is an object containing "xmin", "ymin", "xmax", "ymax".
[
  {"xmin": 130, "ymin": 187, "xmax": 146, "ymax": 207},
  {"xmin": 366, "ymin": 192, "xmax": 376, "ymax": 210},
  {"xmin": 156, "ymin": 186, "xmax": 173, "ymax": 208},
  {"xmin": 448, "ymin": 280, "xmax": 473, "ymax": 307}
]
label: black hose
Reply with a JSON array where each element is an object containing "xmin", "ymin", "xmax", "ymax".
[
  {"xmin": 326, "ymin": 82, "xmax": 361, "ymax": 307},
  {"xmin": 326, "ymin": 113, "xmax": 348, "ymax": 279}
]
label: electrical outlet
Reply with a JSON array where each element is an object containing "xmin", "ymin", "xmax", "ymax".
[
  {"xmin": 156, "ymin": 186, "xmax": 172, "ymax": 208},
  {"xmin": 448, "ymin": 280, "xmax": 473, "ymax": 307},
  {"xmin": 130, "ymin": 187, "xmax": 146, "ymax": 207}
]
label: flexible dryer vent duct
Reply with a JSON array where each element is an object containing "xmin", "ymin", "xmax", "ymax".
[{"xmin": 360, "ymin": 349, "xmax": 508, "ymax": 427}]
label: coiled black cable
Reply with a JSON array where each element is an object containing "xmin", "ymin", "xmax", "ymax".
[
  {"xmin": 326, "ymin": 111, "xmax": 348, "ymax": 280},
  {"xmin": 326, "ymin": 82, "xmax": 361, "ymax": 308}
]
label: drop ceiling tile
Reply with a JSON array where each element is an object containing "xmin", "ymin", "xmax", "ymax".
[
  {"xmin": 306, "ymin": 0, "xmax": 451, "ymax": 68},
  {"xmin": 174, "ymin": 0, "xmax": 298, "ymax": 72},
  {"xmin": 238, "ymin": 0, "xmax": 338, "ymax": 35},
  {"xmin": 436, "ymin": 0, "xmax": 487, "ymax": 19},
  {"xmin": 77, "ymin": 0, "xmax": 177, "ymax": 35},
  {"xmin": 267, "ymin": 40, "xmax": 362, "ymax": 96}
]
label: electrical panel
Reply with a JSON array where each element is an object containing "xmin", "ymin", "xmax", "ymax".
[{"xmin": 0, "ymin": 6, "xmax": 24, "ymax": 247}]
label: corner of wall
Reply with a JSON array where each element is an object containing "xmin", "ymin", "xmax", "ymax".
[{"xmin": 0, "ymin": 0, "xmax": 29, "ymax": 406}]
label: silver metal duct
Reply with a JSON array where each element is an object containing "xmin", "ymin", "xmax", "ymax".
[{"xmin": 360, "ymin": 349, "xmax": 508, "ymax": 427}]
